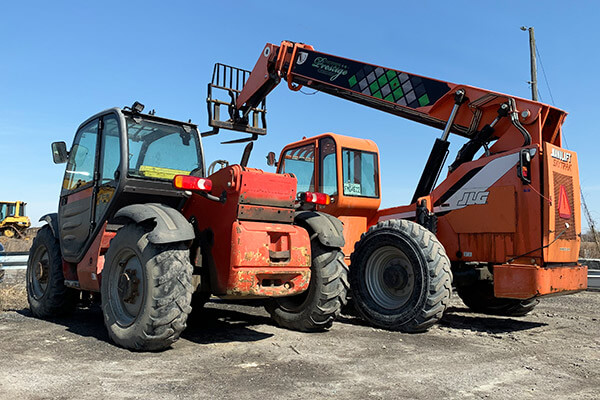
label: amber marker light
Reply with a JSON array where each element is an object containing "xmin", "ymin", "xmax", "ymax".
[{"xmin": 173, "ymin": 175, "xmax": 212, "ymax": 191}]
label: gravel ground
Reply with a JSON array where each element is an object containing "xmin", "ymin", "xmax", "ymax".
[{"xmin": 0, "ymin": 287, "xmax": 598, "ymax": 400}]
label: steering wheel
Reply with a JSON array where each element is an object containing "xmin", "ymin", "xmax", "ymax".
[{"xmin": 207, "ymin": 159, "xmax": 229, "ymax": 176}]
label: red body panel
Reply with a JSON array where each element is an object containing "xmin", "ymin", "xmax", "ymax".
[
  {"xmin": 74, "ymin": 224, "xmax": 115, "ymax": 292},
  {"xmin": 182, "ymin": 165, "xmax": 311, "ymax": 297}
]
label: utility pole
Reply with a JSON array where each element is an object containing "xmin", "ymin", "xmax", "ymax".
[{"xmin": 520, "ymin": 26, "xmax": 538, "ymax": 101}]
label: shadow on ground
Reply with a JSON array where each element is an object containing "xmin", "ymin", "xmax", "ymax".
[
  {"xmin": 337, "ymin": 304, "xmax": 547, "ymax": 333},
  {"xmin": 183, "ymin": 302, "xmax": 274, "ymax": 344},
  {"xmin": 439, "ymin": 306, "xmax": 547, "ymax": 333},
  {"xmin": 14, "ymin": 299, "xmax": 274, "ymax": 348}
]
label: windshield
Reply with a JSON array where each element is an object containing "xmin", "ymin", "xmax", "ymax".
[
  {"xmin": 342, "ymin": 148, "xmax": 379, "ymax": 197},
  {"xmin": 126, "ymin": 117, "xmax": 202, "ymax": 181},
  {"xmin": 280, "ymin": 144, "xmax": 315, "ymax": 193}
]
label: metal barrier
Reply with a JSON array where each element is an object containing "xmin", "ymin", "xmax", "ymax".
[
  {"xmin": 0, "ymin": 251, "xmax": 29, "ymax": 270},
  {"xmin": 589, "ymin": 270, "xmax": 600, "ymax": 290}
]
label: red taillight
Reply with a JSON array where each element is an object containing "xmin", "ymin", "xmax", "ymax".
[
  {"xmin": 300, "ymin": 191, "xmax": 331, "ymax": 205},
  {"xmin": 173, "ymin": 175, "xmax": 212, "ymax": 192}
]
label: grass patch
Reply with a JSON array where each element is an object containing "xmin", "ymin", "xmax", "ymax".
[{"xmin": 0, "ymin": 284, "xmax": 28, "ymax": 311}]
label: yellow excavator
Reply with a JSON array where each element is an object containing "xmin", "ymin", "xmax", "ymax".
[{"xmin": 0, "ymin": 201, "xmax": 31, "ymax": 238}]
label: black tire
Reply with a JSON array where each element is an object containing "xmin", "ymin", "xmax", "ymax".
[
  {"xmin": 26, "ymin": 225, "xmax": 78, "ymax": 317},
  {"xmin": 349, "ymin": 219, "xmax": 452, "ymax": 332},
  {"xmin": 265, "ymin": 240, "xmax": 349, "ymax": 332},
  {"xmin": 101, "ymin": 224, "xmax": 193, "ymax": 351},
  {"xmin": 456, "ymin": 280, "xmax": 538, "ymax": 316}
]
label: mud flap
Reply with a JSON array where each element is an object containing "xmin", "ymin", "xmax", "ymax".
[
  {"xmin": 114, "ymin": 203, "xmax": 195, "ymax": 245},
  {"xmin": 39, "ymin": 213, "xmax": 59, "ymax": 238},
  {"xmin": 294, "ymin": 211, "xmax": 345, "ymax": 248}
]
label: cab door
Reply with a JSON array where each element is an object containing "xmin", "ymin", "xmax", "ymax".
[
  {"xmin": 58, "ymin": 118, "xmax": 99, "ymax": 262},
  {"xmin": 94, "ymin": 114, "xmax": 121, "ymax": 225}
]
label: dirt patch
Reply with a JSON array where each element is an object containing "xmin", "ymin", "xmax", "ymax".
[
  {"xmin": 0, "ymin": 228, "xmax": 37, "ymax": 252},
  {"xmin": 0, "ymin": 289, "xmax": 598, "ymax": 399}
]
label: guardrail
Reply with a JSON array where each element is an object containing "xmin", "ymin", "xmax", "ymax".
[
  {"xmin": 1, "ymin": 253, "xmax": 600, "ymax": 288},
  {"xmin": 0, "ymin": 251, "xmax": 29, "ymax": 270},
  {"xmin": 589, "ymin": 270, "xmax": 600, "ymax": 290},
  {"xmin": 580, "ymin": 258, "xmax": 600, "ymax": 271}
]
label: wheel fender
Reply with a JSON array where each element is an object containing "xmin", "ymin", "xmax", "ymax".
[
  {"xmin": 294, "ymin": 211, "xmax": 345, "ymax": 248},
  {"xmin": 114, "ymin": 203, "xmax": 195, "ymax": 245},
  {"xmin": 39, "ymin": 213, "xmax": 59, "ymax": 238}
]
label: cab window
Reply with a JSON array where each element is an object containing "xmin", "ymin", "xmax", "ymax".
[
  {"xmin": 319, "ymin": 137, "xmax": 337, "ymax": 195},
  {"xmin": 126, "ymin": 117, "xmax": 202, "ymax": 181},
  {"xmin": 281, "ymin": 144, "xmax": 315, "ymax": 193},
  {"xmin": 342, "ymin": 148, "xmax": 379, "ymax": 197},
  {"xmin": 63, "ymin": 119, "xmax": 99, "ymax": 192},
  {"xmin": 99, "ymin": 115, "xmax": 121, "ymax": 184}
]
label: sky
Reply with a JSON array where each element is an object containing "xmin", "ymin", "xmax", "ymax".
[{"xmin": 1, "ymin": 1, "xmax": 599, "ymax": 231}]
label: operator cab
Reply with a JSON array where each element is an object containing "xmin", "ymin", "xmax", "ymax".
[
  {"xmin": 276, "ymin": 133, "xmax": 381, "ymax": 220},
  {"xmin": 51, "ymin": 102, "xmax": 204, "ymax": 263}
]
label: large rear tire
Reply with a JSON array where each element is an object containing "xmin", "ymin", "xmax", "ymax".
[
  {"xmin": 350, "ymin": 219, "xmax": 452, "ymax": 332},
  {"xmin": 265, "ymin": 240, "xmax": 349, "ymax": 332},
  {"xmin": 456, "ymin": 280, "xmax": 538, "ymax": 316},
  {"xmin": 101, "ymin": 224, "xmax": 193, "ymax": 351},
  {"xmin": 26, "ymin": 225, "xmax": 78, "ymax": 317}
]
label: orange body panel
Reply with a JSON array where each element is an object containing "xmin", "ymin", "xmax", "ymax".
[
  {"xmin": 182, "ymin": 165, "xmax": 311, "ymax": 297},
  {"xmin": 542, "ymin": 142, "xmax": 581, "ymax": 262},
  {"xmin": 278, "ymin": 132, "xmax": 587, "ymax": 299},
  {"xmin": 494, "ymin": 263, "xmax": 588, "ymax": 299},
  {"xmin": 277, "ymin": 133, "xmax": 380, "ymax": 265},
  {"xmin": 338, "ymin": 216, "xmax": 368, "ymax": 263}
]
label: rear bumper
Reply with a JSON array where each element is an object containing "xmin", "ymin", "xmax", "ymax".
[
  {"xmin": 493, "ymin": 263, "xmax": 588, "ymax": 299},
  {"xmin": 225, "ymin": 221, "xmax": 311, "ymax": 297}
]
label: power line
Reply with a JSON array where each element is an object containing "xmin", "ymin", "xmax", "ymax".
[
  {"xmin": 535, "ymin": 45, "xmax": 556, "ymax": 105},
  {"xmin": 525, "ymin": 27, "xmax": 596, "ymax": 237}
]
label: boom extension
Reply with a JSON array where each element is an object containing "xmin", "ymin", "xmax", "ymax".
[
  {"xmin": 229, "ymin": 42, "xmax": 566, "ymax": 149},
  {"xmin": 208, "ymin": 41, "xmax": 568, "ymax": 204}
]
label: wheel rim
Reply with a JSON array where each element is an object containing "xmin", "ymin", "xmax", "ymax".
[
  {"xmin": 29, "ymin": 245, "xmax": 50, "ymax": 300},
  {"xmin": 108, "ymin": 249, "xmax": 145, "ymax": 327},
  {"xmin": 365, "ymin": 245, "xmax": 415, "ymax": 310},
  {"xmin": 4, "ymin": 229, "xmax": 14, "ymax": 238}
]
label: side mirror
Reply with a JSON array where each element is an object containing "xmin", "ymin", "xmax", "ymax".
[
  {"xmin": 51, "ymin": 142, "xmax": 68, "ymax": 164},
  {"xmin": 266, "ymin": 151, "xmax": 278, "ymax": 167}
]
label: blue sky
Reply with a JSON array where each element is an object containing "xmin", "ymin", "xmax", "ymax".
[{"xmin": 1, "ymin": 1, "xmax": 598, "ymax": 231}]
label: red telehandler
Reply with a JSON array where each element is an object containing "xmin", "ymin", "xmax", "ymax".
[
  {"xmin": 206, "ymin": 41, "xmax": 587, "ymax": 332},
  {"xmin": 26, "ymin": 101, "xmax": 348, "ymax": 350}
]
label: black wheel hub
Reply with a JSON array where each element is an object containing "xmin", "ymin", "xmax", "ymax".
[
  {"xmin": 35, "ymin": 261, "xmax": 49, "ymax": 284},
  {"xmin": 383, "ymin": 264, "xmax": 408, "ymax": 290},
  {"xmin": 118, "ymin": 269, "xmax": 140, "ymax": 304}
]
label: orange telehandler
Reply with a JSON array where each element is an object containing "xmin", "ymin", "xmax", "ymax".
[{"xmin": 206, "ymin": 41, "xmax": 588, "ymax": 332}]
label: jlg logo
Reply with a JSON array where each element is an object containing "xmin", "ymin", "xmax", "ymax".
[{"xmin": 456, "ymin": 190, "xmax": 489, "ymax": 206}]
